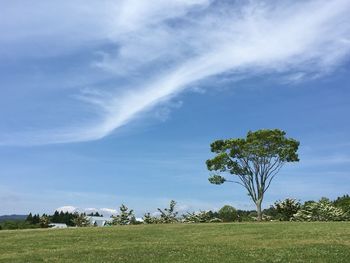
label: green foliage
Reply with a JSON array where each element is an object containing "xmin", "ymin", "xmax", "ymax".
[
  {"xmin": 274, "ymin": 198, "xmax": 301, "ymax": 221},
  {"xmin": 293, "ymin": 198, "xmax": 346, "ymax": 221},
  {"xmin": 71, "ymin": 213, "xmax": 90, "ymax": 227},
  {"xmin": 206, "ymin": 210, "xmax": 219, "ymax": 219},
  {"xmin": 157, "ymin": 200, "xmax": 179, "ymax": 223},
  {"xmin": 87, "ymin": 212, "xmax": 103, "ymax": 217},
  {"xmin": 1, "ymin": 211, "xmax": 78, "ymax": 230},
  {"xmin": 51, "ymin": 211, "xmax": 76, "ymax": 226},
  {"xmin": 143, "ymin": 213, "xmax": 159, "ymax": 224},
  {"xmin": 208, "ymin": 174, "xmax": 226, "ymax": 185},
  {"xmin": 236, "ymin": 210, "xmax": 257, "ymax": 222},
  {"xmin": 182, "ymin": 211, "xmax": 214, "ymax": 223},
  {"xmin": 2, "ymin": 194, "xmax": 348, "ymax": 232},
  {"xmin": 112, "ymin": 204, "xmax": 135, "ymax": 225},
  {"xmin": 33, "ymin": 214, "xmax": 40, "ymax": 224},
  {"xmin": 25, "ymin": 213, "xmax": 40, "ymax": 225},
  {"xmin": 218, "ymin": 205, "xmax": 237, "ymax": 222},
  {"xmin": 0, "ymin": 220, "xmax": 38, "ymax": 230},
  {"xmin": 129, "ymin": 216, "xmax": 143, "ymax": 225},
  {"xmin": 207, "ymin": 129, "xmax": 299, "ymax": 174},
  {"xmin": 182, "ymin": 210, "xmax": 222, "ymax": 223},
  {"xmin": 26, "ymin": 213, "xmax": 33, "ymax": 223},
  {"xmin": 206, "ymin": 129, "xmax": 299, "ymax": 221},
  {"xmin": 262, "ymin": 206, "xmax": 279, "ymax": 220},
  {"xmin": 333, "ymin": 194, "xmax": 350, "ymax": 214},
  {"xmin": 39, "ymin": 215, "xmax": 51, "ymax": 228}
]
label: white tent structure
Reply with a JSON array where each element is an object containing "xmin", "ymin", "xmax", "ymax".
[
  {"xmin": 49, "ymin": 223, "xmax": 67, "ymax": 228},
  {"xmin": 87, "ymin": 216, "xmax": 113, "ymax": 227}
]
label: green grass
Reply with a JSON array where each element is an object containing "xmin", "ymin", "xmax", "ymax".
[{"xmin": 0, "ymin": 222, "xmax": 349, "ymax": 262}]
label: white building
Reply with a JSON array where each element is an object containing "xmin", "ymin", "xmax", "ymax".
[
  {"xmin": 87, "ymin": 216, "xmax": 113, "ymax": 227},
  {"xmin": 49, "ymin": 223, "xmax": 67, "ymax": 228}
]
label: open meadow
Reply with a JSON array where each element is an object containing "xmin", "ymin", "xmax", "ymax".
[{"xmin": 0, "ymin": 222, "xmax": 349, "ymax": 262}]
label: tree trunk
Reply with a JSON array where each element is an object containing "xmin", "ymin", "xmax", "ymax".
[{"xmin": 256, "ymin": 200, "xmax": 262, "ymax": 222}]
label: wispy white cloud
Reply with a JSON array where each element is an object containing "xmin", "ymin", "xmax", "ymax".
[{"xmin": 1, "ymin": 0, "xmax": 350, "ymax": 145}]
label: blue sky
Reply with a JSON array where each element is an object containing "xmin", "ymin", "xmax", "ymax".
[{"xmin": 1, "ymin": 0, "xmax": 350, "ymax": 216}]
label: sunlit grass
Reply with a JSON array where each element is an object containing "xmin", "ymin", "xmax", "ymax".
[{"xmin": 0, "ymin": 222, "xmax": 349, "ymax": 262}]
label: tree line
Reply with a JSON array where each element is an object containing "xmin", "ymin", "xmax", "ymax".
[{"xmin": 1, "ymin": 195, "xmax": 348, "ymax": 230}]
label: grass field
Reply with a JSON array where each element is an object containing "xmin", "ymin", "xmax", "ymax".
[{"xmin": 0, "ymin": 222, "xmax": 349, "ymax": 262}]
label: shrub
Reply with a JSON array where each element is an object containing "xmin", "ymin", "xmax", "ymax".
[
  {"xmin": 39, "ymin": 215, "xmax": 51, "ymax": 228},
  {"xmin": 274, "ymin": 198, "xmax": 301, "ymax": 221},
  {"xmin": 142, "ymin": 213, "xmax": 159, "ymax": 224},
  {"xmin": 218, "ymin": 205, "xmax": 237, "ymax": 222},
  {"xmin": 182, "ymin": 211, "xmax": 212, "ymax": 223},
  {"xmin": 236, "ymin": 210, "xmax": 257, "ymax": 222},
  {"xmin": 262, "ymin": 206, "xmax": 279, "ymax": 220},
  {"xmin": 333, "ymin": 194, "xmax": 350, "ymax": 214},
  {"xmin": 1, "ymin": 220, "xmax": 37, "ymax": 230},
  {"xmin": 293, "ymin": 198, "xmax": 346, "ymax": 221},
  {"xmin": 129, "ymin": 216, "xmax": 143, "ymax": 225}
]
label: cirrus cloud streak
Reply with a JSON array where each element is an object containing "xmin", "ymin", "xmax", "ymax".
[{"xmin": 1, "ymin": 0, "xmax": 350, "ymax": 145}]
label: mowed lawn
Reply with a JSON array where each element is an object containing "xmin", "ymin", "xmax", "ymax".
[{"xmin": 0, "ymin": 222, "xmax": 349, "ymax": 262}]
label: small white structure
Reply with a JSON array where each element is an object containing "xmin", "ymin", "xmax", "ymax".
[
  {"xmin": 87, "ymin": 216, "xmax": 113, "ymax": 227},
  {"xmin": 49, "ymin": 223, "xmax": 67, "ymax": 228},
  {"xmin": 135, "ymin": 218, "xmax": 144, "ymax": 223}
]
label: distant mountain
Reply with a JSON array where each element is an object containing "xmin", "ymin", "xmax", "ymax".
[{"xmin": 0, "ymin": 215, "xmax": 27, "ymax": 222}]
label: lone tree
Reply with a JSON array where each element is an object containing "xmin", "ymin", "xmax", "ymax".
[
  {"xmin": 157, "ymin": 200, "xmax": 179, "ymax": 223},
  {"xmin": 112, "ymin": 204, "xmax": 135, "ymax": 225},
  {"xmin": 206, "ymin": 129, "xmax": 299, "ymax": 221}
]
